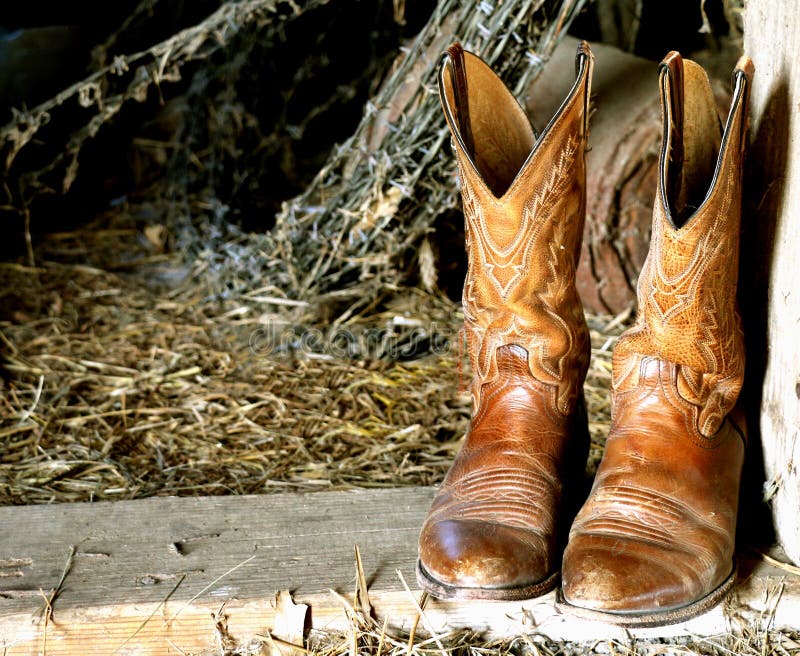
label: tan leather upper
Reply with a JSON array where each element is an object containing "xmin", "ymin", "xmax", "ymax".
[
  {"xmin": 417, "ymin": 43, "xmax": 594, "ymax": 596},
  {"xmin": 612, "ymin": 53, "xmax": 750, "ymax": 438},
  {"xmin": 441, "ymin": 44, "xmax": 593, "ymax": 416},
  {"xmin": 562, "ymin": 52, "xmax": 752, "ymax": 617}
]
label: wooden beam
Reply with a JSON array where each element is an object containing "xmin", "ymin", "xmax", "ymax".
[
  {"xmin": 1, "ymin": 488, "xmax": 798, "ymax": 655},
  {"xmin": 744, "ymin": 0, "xmax": 800, "ymax": 567}
]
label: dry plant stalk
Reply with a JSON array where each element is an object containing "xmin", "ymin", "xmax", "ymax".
[
  {"xmin": 271, "ymin": 570, "xmax": 800, "ymax": 656},
  {"xmin": 0, "ymin": 0, "xmax": 328, "ymax": 190},
  {"xmin": 2, "ymin": 0, "xmax": 586, "ymax": 329},
  {"xmin": 141, "ymin": 0, "xmax": 591, "ymax": 326},
  {"xmin": 0, "ymin": 218, "xmax": 621, "ymax": 505},
  {"xmin": 261, "ymin": 0, "xmax": 589, "ymax": 321}
]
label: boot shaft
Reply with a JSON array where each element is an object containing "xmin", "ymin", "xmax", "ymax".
[
  {"xmin": 438, "ymin": 43, "xmax": 593, "ymax": 415},
  {"xmin": 613, "ymin": 53, "xmax": 753, "ymax": 436}
]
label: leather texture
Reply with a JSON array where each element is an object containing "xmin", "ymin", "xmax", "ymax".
[
  {"xmin": 560, "ymin": 52, "xmax": 753, "ymax": 622},
  {"xmin": 417, "ymin": 42, "xmax": 594, "ymax": 599}
]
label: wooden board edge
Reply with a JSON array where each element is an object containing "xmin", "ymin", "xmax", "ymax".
[{"xmin": 2, "ymin": 567, "xmax": 799, "ymax": 655}]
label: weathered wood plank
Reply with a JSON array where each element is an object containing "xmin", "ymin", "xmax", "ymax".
[
  {"xmin": 0, "ymin": 488, "xmax": 798, "ymax": 655},
  {"xmin": 744, "ymin": 0, "xmax": 800, "ymax": 565}
]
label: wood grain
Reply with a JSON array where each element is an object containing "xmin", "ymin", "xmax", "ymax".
[
  {"xmin": 1, "ymin": 488, "xmax": 798, "ymax": 654},
  {"xmin": 744, "ymin": 0, "xmax": 800, "ymax": 565}
]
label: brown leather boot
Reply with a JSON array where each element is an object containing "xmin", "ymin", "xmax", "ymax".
[
  {"xmin": 559, "ymin": 52, "xmax": 753, "ymax": 626},
  {"xmin": 416, "ymin": 42, "xmax": 594, "ymax": 601}
]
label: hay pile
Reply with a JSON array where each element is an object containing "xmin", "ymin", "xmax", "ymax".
[
  {"xmin": 0, "ymin": 210, "xmax": 622, "ymax": 505},
  {"xmin": 0, "ymin": 0, "xmax": 606, "ymax": 505}
]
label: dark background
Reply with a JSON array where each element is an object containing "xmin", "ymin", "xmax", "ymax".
[{"xmin": 0, "ymin": 0, "xmax": 735, "ymax": 258}]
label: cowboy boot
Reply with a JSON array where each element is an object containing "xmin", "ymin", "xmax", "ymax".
[
  {"xmin": 416, "ymin": 42, "xmax": 594, "ymax": 600},
  {"xmin": 559, "ymin": 52, "xmax": 753, "ymax": 626}
]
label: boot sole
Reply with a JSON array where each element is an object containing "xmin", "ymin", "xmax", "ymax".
[
  {"xmin": 416, "ymin": 559, "xmax": 559, "ymax": 602},
  {"xmin": 554, "ymin": 566, "xmax": 737, "ymax": 628}
]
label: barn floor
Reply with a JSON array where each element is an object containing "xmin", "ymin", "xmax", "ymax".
[{"xmin": 2, "ymin": 210, "xmax": 799, "ymax": 655}]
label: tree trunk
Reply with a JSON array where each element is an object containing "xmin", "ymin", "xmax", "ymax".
[{"xmin": 744, "ymin": 0, "xmax": 800, "ymax": 565}]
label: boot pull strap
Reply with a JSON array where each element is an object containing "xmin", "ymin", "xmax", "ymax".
[
  {"xmin": 575, "ymin": 40, "xmax": 593, "ymax": 139},
  {"xmin": 442, "ymin": 43, "xmax": 476, "ymax": 158},
  {"xmin": 659, "ymin": 51, "xmax": 685, "ymax": 208},
  {"xmin": 730, "ymin": 56, "xmax": 753, "ymax": 149}
]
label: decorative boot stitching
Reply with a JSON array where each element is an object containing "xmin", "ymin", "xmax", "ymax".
[
  {"xmin": 461, "ymin": 133, "xmax": 588, "ymax": 415},
  {"xmin": 613, "ymin": 171, "xmax": 744, "ymax": 436}
]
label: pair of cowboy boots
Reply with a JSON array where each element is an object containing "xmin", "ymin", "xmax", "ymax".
[{"xmin": 416, "ymin": 40, "xmax": 753, "ymax": 627}]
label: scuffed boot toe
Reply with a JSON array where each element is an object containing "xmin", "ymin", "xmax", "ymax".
[
  {"xmin": 417, "ymin": 519, "xmax": 556, "ymax": 600},
  {"xmin": 562, "ymin": 539, "xmax": 689, "ymax": 613},
  {"xmin": 560, "ymin": 534, "xmax": 737, "ymax": 626}
]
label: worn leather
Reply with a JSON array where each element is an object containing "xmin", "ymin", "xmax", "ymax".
[
  {"xmin": 561, "ymin": 52, "xmax": 753, "ymax": 618},
  {"xmin": 417, "ymin": 42, "xmax": 594, "ymax": 597}
]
